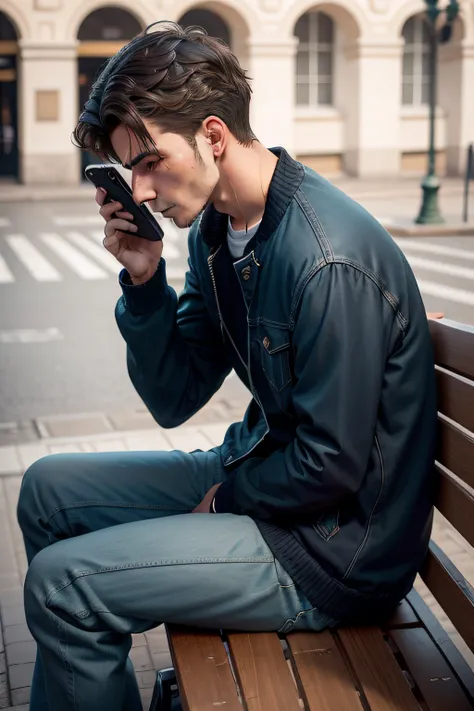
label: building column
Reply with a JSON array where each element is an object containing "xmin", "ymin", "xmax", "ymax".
[
  {"xmin": 340, "ymin": 39, "xmax": 404, "ymax": 177},
  {"xmin": 18, "ymin": 41, "xmax": 80, "ymax": 185},
  {"xmin": 439, "ymin": 40, "xmax": 474, "ymax": 176},
  {"xmin": 247, "ymin": 37, "xmax": 298, "ymax": 155}
]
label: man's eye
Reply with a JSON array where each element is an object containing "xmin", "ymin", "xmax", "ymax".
[{"xmin": 146, "ymin": 161, "xmax": 158, "ymax": 172}]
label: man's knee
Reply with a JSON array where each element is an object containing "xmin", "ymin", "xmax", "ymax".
[
  {"xmin": 17, "ymin": 454, "xmax": 71, "ymax": 534},
  {"xmin": 23, "ymin": 542, "xmax": 67, "ymax": 632}
]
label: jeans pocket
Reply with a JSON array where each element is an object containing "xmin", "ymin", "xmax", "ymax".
[
  {"xmin": 273, "ymin": 558, "xmax": 296, "ymax": 588},
  {"xmin": 278, "ymin": 606, "xmax": 338, "ymax": 634}
]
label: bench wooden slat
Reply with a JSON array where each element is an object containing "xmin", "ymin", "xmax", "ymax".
[
  {"xmin": 406, "ymin": 589, "xmax": 474, "ymax": 702},
  {"xmin": 435, "ymin": 369, "xmax": 474, "ymax": 434},
  {"xmin": 420, "ymin": 542, "xmax": 474, "ymax": 655},
  {"xmin": 390, "ymin": 627, "xmax": 473, "ymax": 711},
  {"xmin": 226, "ymin": 632, "xmax": 301, "ymax": 711},
  {"xmin": 166, "ymin": 626, "xmax": 241, "ymax": 711},
  {"xmin": 385, "ymin": 599, "xmax": 423, "ymax": 630},
  {"xmin": 337, "ymin": 627, "xmax": 420, "ymax": 710},
  {"xmin": 435, "ymin": 467, "xmax": 474, "ymax": 549},
  {"xmin": 437, "ymin": 418, "xmax": 474, "ymax": 490},
  {"xmin": 285, "ymin": 630, "xmax": 362, "ymax": 711},
  {"xmin": 429, "ymin": 319, "xmax": 474, "ymax": 380}
]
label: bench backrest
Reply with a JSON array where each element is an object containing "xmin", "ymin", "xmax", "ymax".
[{"xmin": 425, "ymin": 318, "xmax": 474, "ymax": 656}]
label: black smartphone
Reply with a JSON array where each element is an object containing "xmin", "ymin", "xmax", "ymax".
[{"xmin": 84, "ymin": 164, "xmax": 164, "ymax": 242}]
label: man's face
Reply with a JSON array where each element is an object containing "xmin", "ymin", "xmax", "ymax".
[{"xmin": 110, "ymin": 119, "xmax": 219, "ymax": 228}]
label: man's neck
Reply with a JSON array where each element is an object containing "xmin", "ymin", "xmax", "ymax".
[{"xmin": 211, "ymin": 142, "xmax": 278, "ymax": 231}]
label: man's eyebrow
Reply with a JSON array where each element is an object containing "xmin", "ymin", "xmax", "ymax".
[{"xmin": 122, "ymin": 151, "xmax": 155, "ymax": 170}]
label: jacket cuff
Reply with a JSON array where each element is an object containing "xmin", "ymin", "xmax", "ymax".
[
  {"xmin": 213, "ymin": 478, "xmax": 237, "ymax": 514},
  {"xmin": 119, "ymin": 259, "xmax": 168, "ymax": 315}
]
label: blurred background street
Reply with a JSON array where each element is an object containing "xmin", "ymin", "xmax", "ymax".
[
  {"xmin": 0, "ymin": 0, "xmax": 474, "ymax": 708},
  {"xmin": 0, "ymin": 180, "xmax": 473, "ymax": 428}
]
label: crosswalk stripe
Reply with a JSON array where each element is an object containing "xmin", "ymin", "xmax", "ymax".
[
  {"xmin": 6, "ymin": 234, "xmax": 62, "ymax": 281},
  {"xmin": 65, "ymin": 232, "xmax": 120, "ymax": 274},
  {"xmin": 417, "ymin": 279, "xmax": 474, "ymax": 307},
  {"xmin": 0, "ymin": 253, "xmax": 14, "ymax": 283},
  {"xmin": 40, "ymin": 233, "xmax": 107, "ymax": 280},
  {"xmin": 397, "ymin": 239, "xmax": 474, "ymax": 261},
  {"xmin": 89, "ymin": 230, "xmax": 105, "ymax": 245},
  {"xmin": 53, "ymin": 215, "xmax": 103, "ymax": 227},
  {"xmin": 406, "ymin": 255, "xmax": 474, "ymax": 281}
]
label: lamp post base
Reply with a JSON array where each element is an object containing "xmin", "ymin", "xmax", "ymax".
[{"xmin": 415, "ymin": 173, "xmax": 445, "ymax": 224}]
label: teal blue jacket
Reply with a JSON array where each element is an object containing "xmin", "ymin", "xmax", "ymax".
[{"xmin": 116, "ymin": 149, "xmax": 436, "ymax": 623}]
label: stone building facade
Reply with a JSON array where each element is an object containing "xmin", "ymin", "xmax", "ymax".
[{"xmin": 0, "ymin": 0, "xmax": 473, "ymax": 184}]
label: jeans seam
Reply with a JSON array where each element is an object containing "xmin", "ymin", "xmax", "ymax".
[
  {"xmin": 48, "ymin": 608, "xmax": 76, "ymax": 710},
  {"xmin": 45, "ymin": 557, "xmax": 276, "ymax": 605},
  {"xmin": 48, "ymin": 500, "xmax": 190, "ymax": 515},
  {"xmin": 45, "ymin": 501, "xmax": 191, "ymax": 532}
]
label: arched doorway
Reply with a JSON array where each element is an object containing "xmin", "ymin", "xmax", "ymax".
[
  {"xmin": 77, "ymin": 7, "xmax": 143, "ymax": 178},
  {"xmin": 179, "ymin": 8, "xmax": 232, "ymax": 48},
  {"xmin": 0, "ymin": 11, "xmax": 19, "ymax": 179}
]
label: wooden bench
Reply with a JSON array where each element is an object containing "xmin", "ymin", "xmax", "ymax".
[{"xmin": 150, "ymin": 317, "xmax": 474, "ymax": 711}]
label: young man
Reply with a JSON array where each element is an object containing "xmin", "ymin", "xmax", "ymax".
[{"xmin": 18, "ymin": 21, "xmax": 437, "ymax": 711}]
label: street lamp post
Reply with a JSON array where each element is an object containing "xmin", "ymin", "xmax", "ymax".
[{"xmin": 415, "ymin": 0, "xmax": 460, "ymax": 224}]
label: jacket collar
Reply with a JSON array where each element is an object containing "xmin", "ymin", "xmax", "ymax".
[{"xmin": 199, "ymin": 147, "xmax": 305, "ymax": 249}]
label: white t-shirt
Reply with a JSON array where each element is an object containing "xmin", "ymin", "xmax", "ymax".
[{"xmin": 227, "ymin": 216, "xmax": 261, "ymax": 260}]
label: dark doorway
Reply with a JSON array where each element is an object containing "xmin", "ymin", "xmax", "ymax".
[
  {"xmin": 77, "ymin": 7, "xmax": 143, "ymax": 179},
  {"xmin": 179, "ymin": 9, "xmax": 232, "ymax": 48},
  {"xmin": 0, "ymin": 12, "xmax": 18, "ymax": 179}
]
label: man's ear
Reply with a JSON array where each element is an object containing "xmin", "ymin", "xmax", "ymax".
[{"xmin": 202, "ymin": 116, "xmax": 226, "ymax": 159}]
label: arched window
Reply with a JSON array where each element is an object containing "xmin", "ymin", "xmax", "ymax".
[
  {"xmin": 294, "ymin": 11, "xmax": 334, "ymax": 107},
  {"xmin": 179, "ymin": 9, "xmax": 231, "ymax": 48},
  {"xmin": 402, "ymin": 16, "xmax": 432, "ymax": 106},
  {"xmin": 0, "ymin": 11, "xmax": 17, "ymax": 40},
  {"xmin": 78, "ymin": 7, "xmax": 142, "ymax": 41}
]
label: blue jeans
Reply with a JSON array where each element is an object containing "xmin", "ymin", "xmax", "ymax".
[{"xmin": 17, "ymin": 447, "xmax": 334, "ymax": 711}]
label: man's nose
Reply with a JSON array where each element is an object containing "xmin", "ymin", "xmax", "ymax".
[{"xmin": 131, "ymin": 174, "xmax": 157, "ymax": 206}]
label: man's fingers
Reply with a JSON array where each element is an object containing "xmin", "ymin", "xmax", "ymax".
[
  {"xmin": 99, "ymin": 200, "xmax": 123, "ymax": 221},
  {"xmin": 104, "ymin": 218, "xmax": 138, "ymax": 238},
  {"xmin": 95, "ymin": 187, "xmax": 107, "ymax": 206},
  {"xmin": 102, "ymin": 232, "xmax": 124, "ymax": 257},
  {"xmin": 427, "ymin": 312, "xmax": 444, "ymax": 320}
]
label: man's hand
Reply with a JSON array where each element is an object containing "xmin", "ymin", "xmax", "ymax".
[
  {"xmin": 426, "ymin": 312, "xmax": 444, "ymax": 320},
  {"xmin": 192, "ymin": 483, "xmax": 222, "ymax": 514},
  {"xmin": 96, "ymin": 188, "xmax": 163, "ymax": 285}
]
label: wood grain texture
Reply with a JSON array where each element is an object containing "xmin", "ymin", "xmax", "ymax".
[
  {"xmin": 286, "ymin": 630, "xmax": 363, "ymax": 711},
  {"xmin": 429, "ymin": 319, "xmax": 474, "ymax": 380},
  {"xmin": 435, "ymin": 369, "xmax": 474, "ymax": 434},
  {"xmin": 420, "ymin": 542, "xmax": 474, "ymax": 655},
  {"xmin": 390, "ymin": 627, "xmax": 473, "ymax": 711},
  {"xmin": 167, "ymin": 626, "xmax": 241, "ymax": 711},
  {"xmin": 226, "ymin": 632, "xmax": 301, "ymax": 711},
  {"xmin": 435, "ymin": 466, "xmax": 474, "ymax": 548},
  {"xmin": 337, "ymin": 627, "xmax": 420, "ymax": 710},
  {"xmin": 437, "ymin": 418, "xmax": 474, "ymax": 490}
]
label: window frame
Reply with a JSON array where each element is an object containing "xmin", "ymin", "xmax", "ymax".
[
  {"xmin": 295, "ymin": 11, "xmax": 334, "ymax": 107},
  {"xmin": 402, "ymin": 15, "xmax": 432, "ymax": 107}
]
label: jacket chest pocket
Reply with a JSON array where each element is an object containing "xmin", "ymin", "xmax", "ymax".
[{"xmin": 256, "ymin": 326, "xmax": 293, "ymax": 393}]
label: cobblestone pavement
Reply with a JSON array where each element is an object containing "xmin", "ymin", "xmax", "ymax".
[{"xmin": 0, "ymin": 414, "xmax": 473, "ymax": 709}]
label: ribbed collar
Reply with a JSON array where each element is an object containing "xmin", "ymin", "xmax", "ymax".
[{"xmin": 199, "ymin": 147, "xmax": 305, "ymax": 248}]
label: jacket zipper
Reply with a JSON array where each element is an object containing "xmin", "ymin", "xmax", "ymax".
[
  {"xmin": 207, "ymin": 247, "xmax": 269, "ymax": 465},
  {"xmin": 342, "ymin": 435, "xmax": 385, "ymax": 580}
]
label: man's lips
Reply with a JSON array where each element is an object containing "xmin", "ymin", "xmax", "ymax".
[{"xmin": 160, "ymin": 205, "xmax": 175, "ymax": 215}]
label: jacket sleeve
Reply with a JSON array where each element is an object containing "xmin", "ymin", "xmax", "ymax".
[
  {"xmin": 213, "ymin": 261, "xmax": 400, "ymax": 519},
  {"xmin": 115, "ymin": 226, "xmax": 231, "ymax": 428}
]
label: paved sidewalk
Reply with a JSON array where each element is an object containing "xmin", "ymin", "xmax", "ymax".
[{"xmin": 0, "ymin": 414, "xmax": 473, "ymax": 708}]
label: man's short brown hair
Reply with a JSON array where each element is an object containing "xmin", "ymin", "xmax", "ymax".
[{"xmin": 73, "ymin": 20, "xmax": 255, "ymax": 161}]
